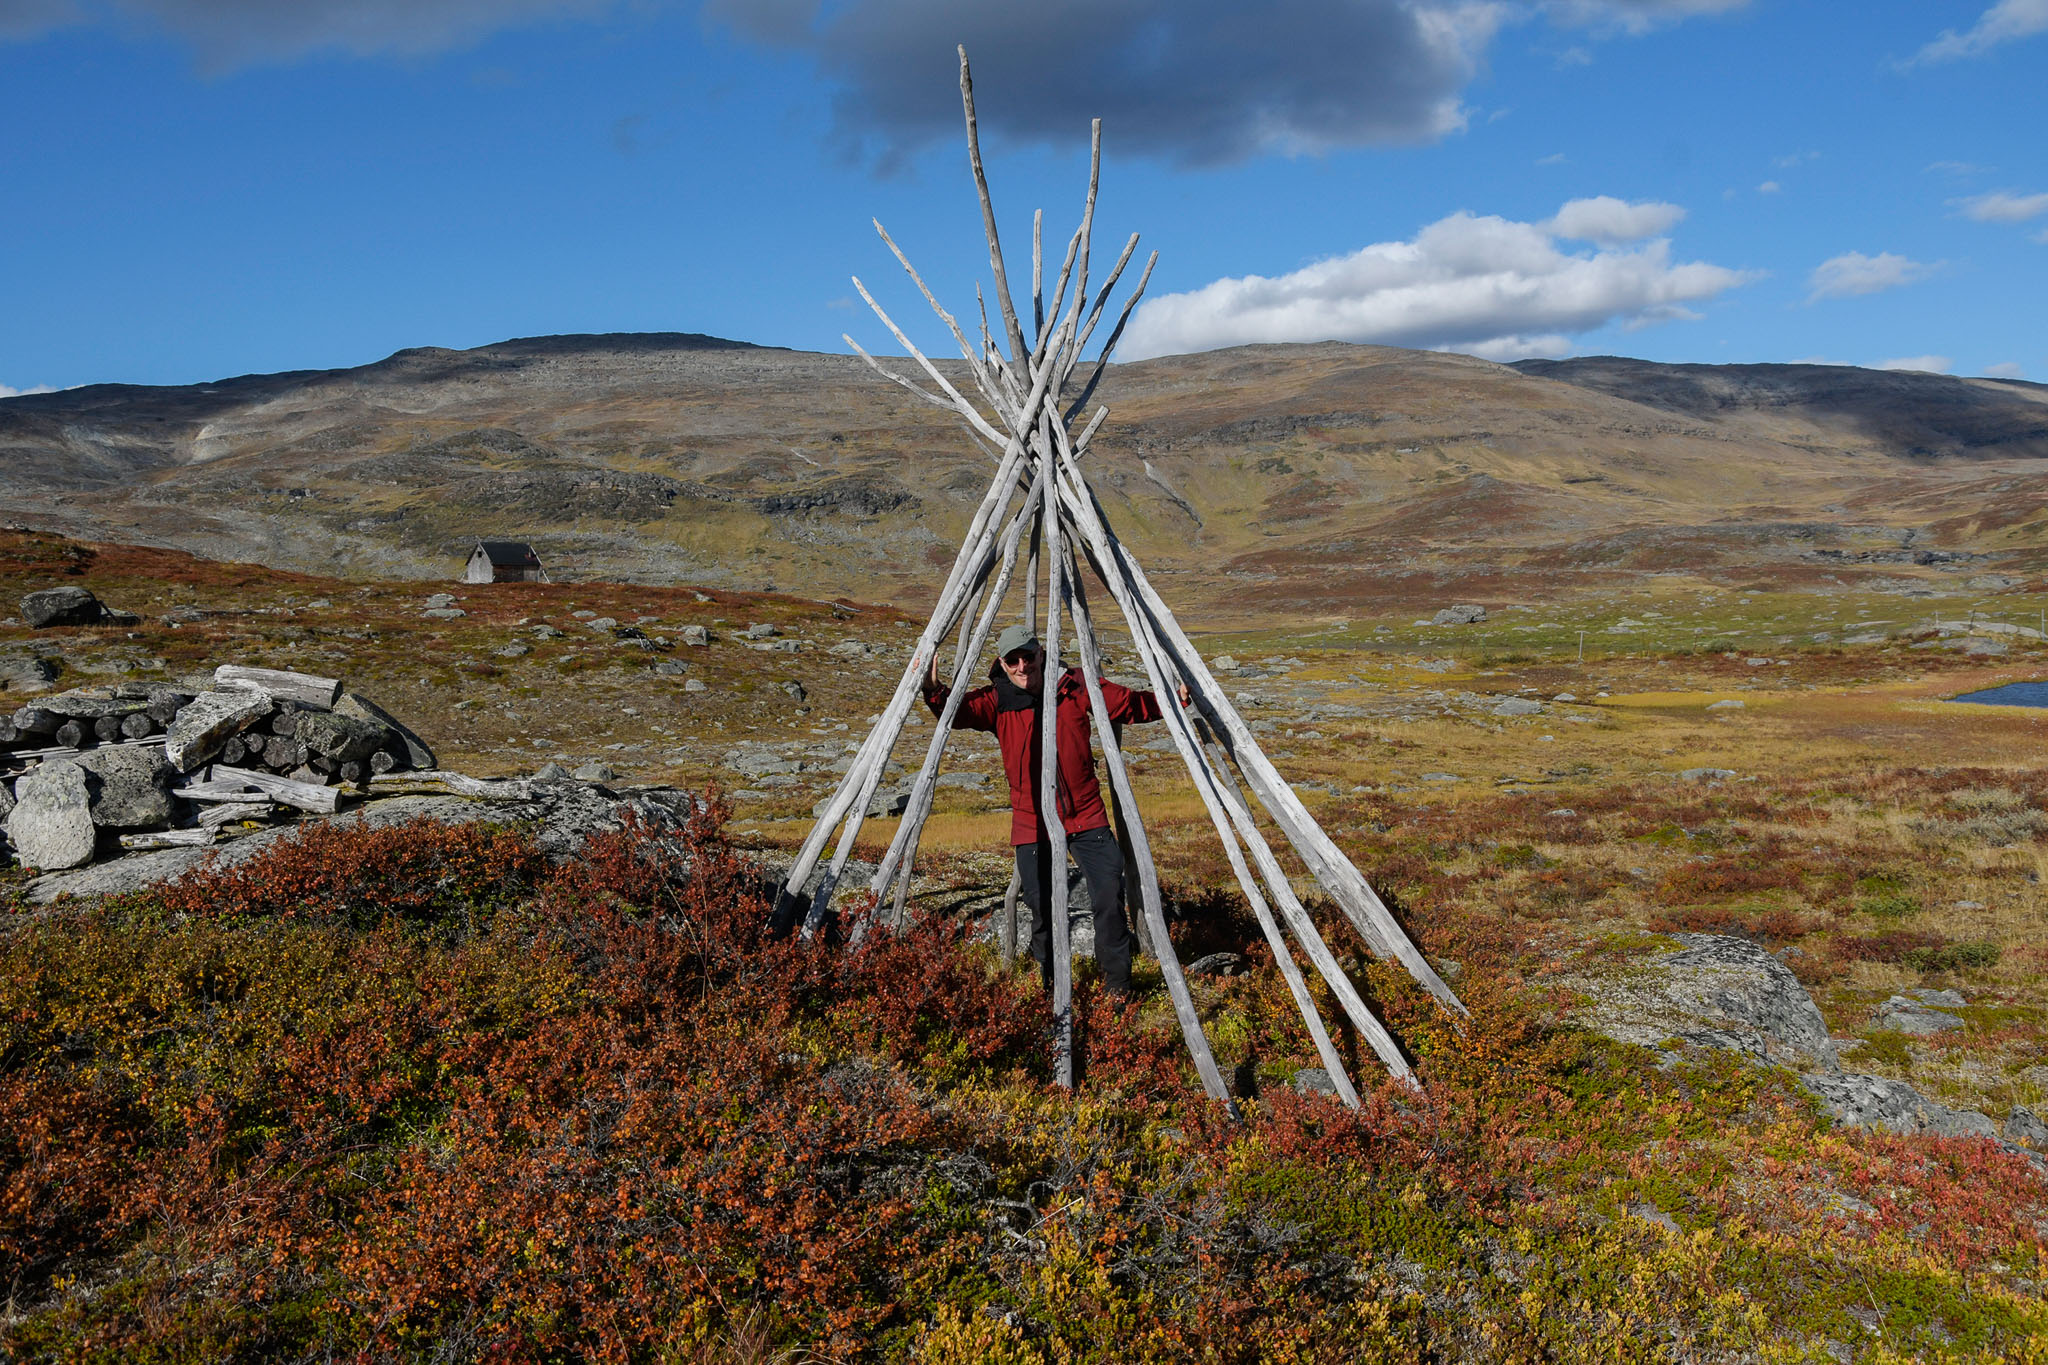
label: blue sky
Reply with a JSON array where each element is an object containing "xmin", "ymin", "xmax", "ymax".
[{"xmin": 1, "ymin": 0, "xmax": 2043, "ymax": 394}]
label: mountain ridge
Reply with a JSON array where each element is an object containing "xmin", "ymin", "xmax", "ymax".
[{"xmin": 6, "ymin": 334, "xmax": 2047, "ymax": 622}]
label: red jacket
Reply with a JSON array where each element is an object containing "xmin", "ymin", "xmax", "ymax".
[{"xmin": 924, "ymin": 662, "xmax": 1164, "ymax": 845}]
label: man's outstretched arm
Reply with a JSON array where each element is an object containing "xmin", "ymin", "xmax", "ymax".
[
  {"xmin": 1099, "ymin": 675, "xmax": 1191, "ymax": 723},
  {"xmin": 923, "ymin": 650, "xmax": 998, "ymax": 730}
]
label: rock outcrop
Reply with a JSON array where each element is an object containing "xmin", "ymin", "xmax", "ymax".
[
  {"xmin": 1800, "ymin": 1073, "xmax": 2000, "ymax": 1140},
  {"xmin": 1570, "ymin": 933, "xmax": 1840, "ymax": 1073}
]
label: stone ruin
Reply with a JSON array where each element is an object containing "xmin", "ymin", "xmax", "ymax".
[{"xmin": 2, "ymin": 663, "xmax": 438, "ymax": 874}]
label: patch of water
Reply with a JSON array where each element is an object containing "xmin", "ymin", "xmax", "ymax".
[{"xmin": 1950, "ymin": 680, "xmax": 2048, "ymax": 708}]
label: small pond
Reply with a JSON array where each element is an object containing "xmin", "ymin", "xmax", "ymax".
[{"xmin": 1950, "ymin": 680, "xmax": 2048, "ymax": 708}]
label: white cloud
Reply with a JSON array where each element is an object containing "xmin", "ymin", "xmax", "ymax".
[
  {"xmin": 1536, "ymin": 151, "xmax": 1568, "ymax": 166},
  {"xmin": 1545, "ymin": 0, "xmax": 1750, "ymax": 36},
  {"xmin": 1911, "ymin": 0, "xmax": 2048, "ymax": 63},
  {"xmin": 1120, "ymin": 198, "xmax": 1754, "ymax": 362},
  {"xmin": 1806, "ymin": 251, "xmax": 1938, "ymax": 301},
  {"xmin": 1771, "ymin": 150, "xmax": 1818, "ymax": 169},
  {"xmin": 1543, "ymin": 195, "xmax": 1685, "ymax": 243},
  {"xmin": 1926, "ymin": 160, "xmax": 1992, "ymax": 176},
  {"xmin": 1984, "ymin": 362, "xmax": 2027, "ymax": 379},
  {"xmin": 1876, "ymin": 356, "xmax": 1953, "ymax": 374},
  {"xmin": 1955, "ymin": 189, "xmax": 2048, "ymax": 223},
  {"xmin": 0, "ymin": 382, "xmax": 57, "ymax": 398},
  {"xmin": 1757, "ymin": 180, "xmax": 1780, "ymax": 194}
]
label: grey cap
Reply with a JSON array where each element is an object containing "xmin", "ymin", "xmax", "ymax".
[{"xmin": 994, "ymin": 623, "xmax": 1040, "ymax": 659}]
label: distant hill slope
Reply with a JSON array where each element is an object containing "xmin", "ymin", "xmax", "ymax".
[
  {"xmin": 5, "ymin": 335, "xmax": 2047, "ymax": 622},
  {"xmin": 1514, "ymin": 356, "xmax": 2048, "ymax": 461}
]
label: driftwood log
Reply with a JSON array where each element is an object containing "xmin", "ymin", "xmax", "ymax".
[{"xmin": 214, "ymin": 665, "xmax": 342, "ymax": 711}]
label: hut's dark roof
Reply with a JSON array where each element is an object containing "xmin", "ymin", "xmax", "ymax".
[{"xmin": 475, "ymin": 540, "xmax": 542, "ymax": 567}]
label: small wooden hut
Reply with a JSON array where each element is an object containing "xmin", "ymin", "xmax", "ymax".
[{"xmin": 463, "ymin": 540, "xmax": 547, "ymax": 584}]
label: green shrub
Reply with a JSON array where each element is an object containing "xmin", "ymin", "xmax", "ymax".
[
  {"xmin": 1903, "ymin": 941, "xmax": 2001, "ymax": 973},
  {"xmin": 1857, "ymin": 892, "xmax": 1922, "ymax": 920},
  {"xmin": 1859, "ymin": 1031, "xmax": 1914, "ymax": 1069}
]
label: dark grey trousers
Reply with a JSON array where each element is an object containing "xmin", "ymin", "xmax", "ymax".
[{"xmin": 1016, "ymin": 825, "xmax": 1134, "ymax": 994}]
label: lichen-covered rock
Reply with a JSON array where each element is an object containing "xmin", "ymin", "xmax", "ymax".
[
  {"xmin": 163, "ymin": 689, "xmax": 273, "ymax": 771},
  {"xmin": 1872, "ymin": 995, "xmax": 1965, "ymax": 1035},
  {"xmin": 2006, "ymin": 1106, "xmax": 2048, "ymax": 1148},
  {"xmin": 0, "ymin": 653, "xmax": 59, "ymax": 692},
  {"xmin": 1801, "ymin": 1072, "xmax": 1999, "ymax": 1139},
  {"xmin": 295, "ymin": 711, "xmax": 392, "ymax": 764},
  {"xmin": 1292, "ymin": 1067, "xmax": 1340, "ymax": 1097},
  {"xmin": 37, "ymin": 688, "xmax": 148, "ymax": 720},
  {"xmin": 7, "ymin": 761, "xmax": 97, "ymax": 869},
  {"xmin": 1432, "ymin": 604, "xmax": 1486, "ymax": 626},
  {"xmin": 1569, "ymin": 933, "xmax": 1840, "ymax": 1073},
  {"xmin": 333, "ymin": 691, "xmax": 433, "ymax": 770},
  {"xmin": 21, "ymin": 585, "xmax": 104, "ymax": 628},
  {"xmin": 74, "ymin": 744, "xmax": 177, "ymax": 828}
]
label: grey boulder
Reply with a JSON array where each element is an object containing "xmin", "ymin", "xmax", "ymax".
[
  {"xmin": 74, "ymin": 744, "xmax": 177, "ymax": 828},
  {"xmin": 1570, "ymin": 932, "xmax": 1840, "ymax": 1073},
  {"xmin": 0, "ymin": 654, "xmax": 59, "ymax": 692},
  {"xmin": 2005, "ymin": 1107, "xmax": 2048, "ymax": 1148},
  {"xmin": 1872, "ymin": 995, "xmax": 1965, "ymax": 1035},
  {"xmin": 295, "ymin": 711, "xmax": 393, "ymax": 764},
  {"xmin": 21, "ymin": 585, "xmax": 106, "ymax": 629},
  {"xmin": 333, "ymin": 690, "xmax": 434, "ymax": 769},
  {"xmin": 1432, "ymin": 604, "xmax": 1487, "ymax": 626},
  {"xmin": 6, "ymin": 761, "xmax": 97, "ymax": 869},
  {"xmin": 1292, "ymin": 1067, "xmax": 1342, "ymax": 1097},
  {"xmin": 1801, "ymin": 1072, "xmax": 1999, "ymax": 1140}
]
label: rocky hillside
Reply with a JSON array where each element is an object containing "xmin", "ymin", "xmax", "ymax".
[{"xmin": 7, "ymin": 335, "xmax": 2048, "ymax": 623}]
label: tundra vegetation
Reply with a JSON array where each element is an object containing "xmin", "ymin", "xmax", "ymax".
[{"xmin": 4, "ymin": 527, "xmax": 2047, "ymax": 1361}]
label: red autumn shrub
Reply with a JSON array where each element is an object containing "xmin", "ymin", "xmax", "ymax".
[
  {"xmin": 153, "ymin": 817, "xmax": 547, "ymax": 928},
  {"xmin": 1836, "ymin": 929, "xmax": 1947, "ymax": 964}
]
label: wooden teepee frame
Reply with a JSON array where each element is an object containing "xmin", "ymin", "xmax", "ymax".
[{"xmin": 776, "ymin": 48, "xmax": 1465, "ymax": 1106}]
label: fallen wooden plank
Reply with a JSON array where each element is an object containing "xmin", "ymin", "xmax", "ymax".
[
  {"xmin": 173, "ymin": 781, "xmax": 277, "ymax": 803},
  {"xmin": 214, "ymin": 665, "xmax": 342, "ymax": 711},
  {"xmin": 4, "ymin": 736, "xmax": 167, "ymax": 766},
  {"xmin": 197, "ymin": 801, "xmax": 281, "ymax": 827},
  {"xmin": 208, "ymin": 764, "xmax": 342, "ymax": 813},
  {"xmin": 368, "ymin": 770, "xmax": 532, "ymax": 801},
  {"xmin": 120, "ymin": 828, "xmax": 217, "ymax": 850}
]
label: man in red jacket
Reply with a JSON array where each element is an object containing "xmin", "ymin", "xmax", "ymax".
[{"xmin": 924, "ymin": 622, "xmax": 1185, "ymax": 996}]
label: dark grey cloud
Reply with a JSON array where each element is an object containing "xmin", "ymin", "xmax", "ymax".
[
  {"xmin": 0, "ymin": 0, "xmax": 77, "ymax": 40},
  {"xmin": 0, "ymin": 0, "xmax": 613, "ymax": 64},
  {"xmin": 705, "ymin": 0, "xmax": 1499, "ymax": 169}
]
